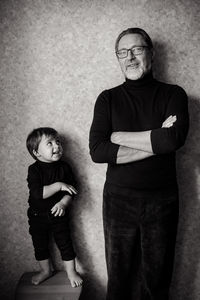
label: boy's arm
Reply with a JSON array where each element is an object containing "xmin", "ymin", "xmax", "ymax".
[
  {"xmin": 27, "ymin": 165, "xmax": 43, "ymax": 202},
  {"xmin": 51, "ymin": 195, "xmax": 72, "ymax": 216},
  {"xmin": 43, "ymin": 182, "xmax": 77, "ymax": 199},
  {"xmin": 27, "ymin": 165, "xmax": 77, "ymax": 202},
  {"xmin": 43, "ymin": 182, "xmax": 61, "ymax": 199}
]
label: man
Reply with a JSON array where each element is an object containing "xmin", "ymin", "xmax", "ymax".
[{"xmin": 89, "ymin": 28, "xmax": 189, "ymax": 300}]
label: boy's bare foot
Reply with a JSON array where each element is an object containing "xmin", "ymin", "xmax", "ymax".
[
  {"xmin": 63, "ymin": 259, "xmax": 83, "ymax": 287},
  {"xmin": 68, "ymin": 271, "xmax": 83, "ymax": 288},
  {"xmin": 31, "ymin": 270, "xmax": 52, "ymax": 285}
]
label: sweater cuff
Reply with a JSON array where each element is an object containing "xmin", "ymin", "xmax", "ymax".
[
  {"xmin": 151, "ymin": 128, "xmax": 166, "ymax": 154},
  {"xmin": 109, "ymin": 143, "xmax": 120, "ymax": 164}
]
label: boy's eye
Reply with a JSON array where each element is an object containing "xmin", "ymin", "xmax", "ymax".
[
  {"xmin": 47, "ymin": 142, "xmax": 52, "ymax": 146},
  {"xmin": 56, "ymin": 140, "xmax": 61, "ymax": 145}
]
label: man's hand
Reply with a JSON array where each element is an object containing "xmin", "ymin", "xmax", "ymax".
[
  {"xmin": 60, "ymin": 183, "xmax": 77, "ymax": 195},
  {"xmin": 162, "ymin": 115, "xmax": 177, "ymax": 128},
  {"xmin": 51, "ymin": 201, "xmax": 66, "ymax": 217},
  {"xmin": 110, "ymin": 132, "xmax": 121, "ymax": 144}
]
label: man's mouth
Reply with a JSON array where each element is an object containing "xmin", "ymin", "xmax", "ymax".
[{"xmin": 126, "ymin": 63, "xmax": 139, "ymax": 70}]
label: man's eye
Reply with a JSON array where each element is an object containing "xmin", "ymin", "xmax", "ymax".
[
  {"xmin": 118, "ymin": 50, "xmax": 126, "ymax": 55},
  {"xmin": 56, "ymin": 140, "xmax": 60, "ymax": 145},
  {"xmin": 47, "ymin": 142, "xmax": 52, "ymax": 146},
  {"xmin": 134, "ymin": 47, "xmax": 143, "ymax": 51}
]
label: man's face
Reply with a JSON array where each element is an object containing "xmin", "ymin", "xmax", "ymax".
[{"xmin": 117, "ymin": 33, "xmax": 153, "ymax": 80}]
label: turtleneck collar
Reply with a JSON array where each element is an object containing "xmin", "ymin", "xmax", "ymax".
[
  {"xmin": 124, "ymin": 71, "xmax": 155, "ymax": 89},
  {"xmin": 37, "ymin": 160, "xmax": 60, "ymax": 168}
]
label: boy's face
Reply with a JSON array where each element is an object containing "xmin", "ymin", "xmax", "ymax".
[{"xmin": 34, "ymin": 134, "xmax": 63, "ymax": 163}]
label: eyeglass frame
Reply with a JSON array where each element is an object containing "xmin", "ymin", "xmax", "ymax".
[{"xmin": 116, "ymin": 45, "xmax": 149, "ymax": 59}]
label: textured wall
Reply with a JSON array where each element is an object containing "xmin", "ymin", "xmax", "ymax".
[{"xmin": 0, "ymin": 0, "xmax": 199, "ymax": 299}]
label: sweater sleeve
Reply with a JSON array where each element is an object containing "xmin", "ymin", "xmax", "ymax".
[
  {"xmin": 27, "ymin": 164, "xmax": 43, "ymax": 201},
  {"xmin": 151, "ymin": 86, "xmax": 189, "ymax": 154},
  {"xmin": 89, "ymin": 91, "xmax": 120, "ymax": 164}
]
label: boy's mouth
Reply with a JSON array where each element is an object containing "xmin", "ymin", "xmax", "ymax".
[{"xmin": 53, "ymin": 151, "xmax": 61, "ymax": 156}]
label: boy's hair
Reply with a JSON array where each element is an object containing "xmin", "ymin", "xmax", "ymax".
[{"xmin": 26, "ymin": 127, "xmax": 58, "ymax": 160}]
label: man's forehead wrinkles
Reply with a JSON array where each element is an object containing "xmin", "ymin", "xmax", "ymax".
[
  {"xmin": 118, "ymin": 34, "xmax": 145, "ymax": 48},
  {"xmin": 118, "ymin": 44, "xmax": 145, "ymax": 50}
]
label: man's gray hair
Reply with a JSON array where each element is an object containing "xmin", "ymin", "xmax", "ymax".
[{"xmin": 115, "ymin": 27, "xmax": 153, "ymax": 52}]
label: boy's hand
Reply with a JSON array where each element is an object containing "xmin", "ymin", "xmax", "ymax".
[
  {"xmin": 51, "ymin": 202, "xmax": 66, "ymax": 217},
  {"xmin": 60, "ymin": 183, "xmax": 77, "ymax": 195},
  {"xmin": 162, "ymin": 115, "xmax": 177, "ymax": 128}
]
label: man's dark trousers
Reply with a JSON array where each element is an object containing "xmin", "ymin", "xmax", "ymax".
[{"xmin": 103, "ymin": 183, "xmax": 179, "ymax": 300}]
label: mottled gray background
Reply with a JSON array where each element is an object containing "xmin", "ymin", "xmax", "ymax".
[{"xmin": 0, "ymin": 0, "xmax": 200, "ymax": 299}]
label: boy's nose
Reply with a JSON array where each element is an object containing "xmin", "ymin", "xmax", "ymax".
[{"xmin": 53, "ymin": 143, "xmax": 59, "ymax": 150}]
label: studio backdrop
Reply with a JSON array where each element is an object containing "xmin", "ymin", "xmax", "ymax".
[{"xmin": 0, "ymin": 0, "xmax": 200, "ymax": 299}]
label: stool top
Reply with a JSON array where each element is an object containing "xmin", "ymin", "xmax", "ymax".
[{"xmin": 15, "ymin": 271, "xmax": 82, "ymax": 300}]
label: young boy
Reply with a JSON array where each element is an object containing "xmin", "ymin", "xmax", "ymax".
[{"xmin": 26, "ymin": 127, "xmax": 83, "ymax": 287}]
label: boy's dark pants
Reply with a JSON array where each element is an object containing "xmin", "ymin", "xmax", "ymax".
[
  {"xmin": 103, "ymin": 184, "xmax": 179, "ymax": 300},
  {"xmin": 28, "ymin": 209, "xmax": 76, "ymax": 261}
]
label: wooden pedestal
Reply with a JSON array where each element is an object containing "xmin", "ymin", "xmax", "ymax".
[{"xmin": 15, "ymin": 271, "xmax": 82, "ymax": 300}]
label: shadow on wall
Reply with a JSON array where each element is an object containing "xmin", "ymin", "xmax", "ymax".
[
  {"xmin": 49, "ymin": 133, "xmax": 106, "ymax": 300},
  {"xmin": 154, "ymin": 40, "xmax": 200, "ymax": 298},
  {"xmin": 152, "ymin": 40, "xmax": 169, "ymax": 82},
  {"xmin": 172, "ymin": 97, "xmax": 200, "ymax": 300}
]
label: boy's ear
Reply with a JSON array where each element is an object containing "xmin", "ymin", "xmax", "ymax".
[{"xmin": 33, "ymin": 149, "xmax": 40, "ymax": 157}]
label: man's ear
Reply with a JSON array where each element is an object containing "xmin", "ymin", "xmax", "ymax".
[
  {"xmin": 151, "ymin": 48, "xmax": 155, "ymax": 62},
  {"xmin": 33, "ymin": 149, "xmax": 40, "ymax": 158}
]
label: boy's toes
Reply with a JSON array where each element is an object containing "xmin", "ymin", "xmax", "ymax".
[
  {"xmin": 68, "ymin": 272, "xmax": 83, "ymax": 288},
  {"xmin": 31, "ymin": 278, "xmax": 39, "ymax": 285},
  {"xmin": 76, "ymin": 279, "xmax": 83, "ymax": 287},
  {"xmin": 79, "ymin": 279, "xmax": 83, "ymax": 286},
  {"xmin": 72, "ymin": 282, "xmax": 76, "ymax": 288}
]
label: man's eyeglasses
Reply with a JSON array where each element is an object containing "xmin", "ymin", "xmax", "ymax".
[{"xmin": 116, "ymin": 46, "xmax": 149, "ymax": 59}]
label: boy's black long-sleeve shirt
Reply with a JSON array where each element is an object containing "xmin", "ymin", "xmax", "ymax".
[
  {"xmin": 27, "ymin": 160, "xmax": 76, "ymax": 212},
  {"xmin": 89, "ymin": 73, "xmax": 189, "ymax": 189}
]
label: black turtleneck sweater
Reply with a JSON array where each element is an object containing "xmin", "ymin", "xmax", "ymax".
[
  {"xmin": 89, "ymin": 73, "xmax": 189, "ymax": 189},
  {"xmin": 27, "ymin": 160, "xmax": 76, "ymax": 212}
]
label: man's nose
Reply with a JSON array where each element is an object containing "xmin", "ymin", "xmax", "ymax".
[{"xmin": 127, "ymin": 49, "xmax": 136, "ymax": 59}]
